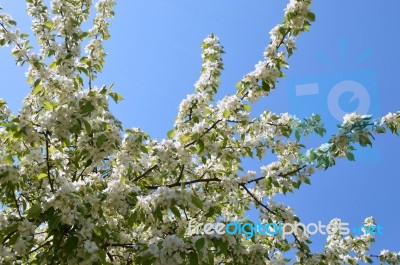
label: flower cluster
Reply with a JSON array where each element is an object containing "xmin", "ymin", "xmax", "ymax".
[{"xmin": 237, "ymin": 0, "xmax": 314, "ymax": 102}]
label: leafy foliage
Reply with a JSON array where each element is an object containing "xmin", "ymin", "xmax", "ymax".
[{"xmin": 0, "ymin": 0, "xmax": 400, "ymax": 264}]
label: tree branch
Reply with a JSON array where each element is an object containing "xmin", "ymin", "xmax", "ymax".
[
  {"xmin": 245, "ymin": 165, "xmax": 307, "ymax": 185},
  {"xmin": 44, "ymin": 131, "xmax": 55, "ymax": 192},
  {"xmin": 145, "ymin": 177, "xmax": 221, "ymax": 189},
  {"xmin": 184, "ymin": 119, "xmax": 222, "ymax": 148},
  {"xmin": 133, "ymin": 164, "xmax": 158, "ymax": 182}
]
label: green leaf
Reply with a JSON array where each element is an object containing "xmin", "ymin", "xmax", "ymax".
[
  {"xmin": 218, "ymin": 240, "xmax": 228, "ymax": 255},
  {"xmin": 195, "ymin": 237, "xmax": 205, "ymax": 251},
  {"xmin": 364, "ymin": 256, "xmax": 373, "ymax": 263},
  {"xmin": 359, "ymin": 134, "xmax": 372, "ymax": 147},
  {"xmin": 235, "ymin": 81, "xmax": 243, "ymax": 89},
  {"xmin": 32, "ymin": 84, "xmax": 43, "ymax": 95},
  {"xmin": 49, "ymin": 61, "xmax": 57, "ymax": 69},
  {"xmin": 281, "ymin": 127, "xmax": 292, "ymax": 137},
  {"xmin": 137, "ymin": 253, "xmax": 156, "ymax": 264},
  {"xmin": 48, "ymin": 213, "xmax": 61, "ymax": 230},
  {"xmin": 37, "ymin": 173, "xmax": 47, "ymax": 180},
  {"xmin": 153, "ymin": 208, "xmax": 163, "ymax": 221},
  {"xmin": 170, "ymin": 206, "xmax": 181, "ymax": 219},
  {"xmin": 273, "ymin": 181, "xmax": 280, "ymax": 188},
  {"xmin": 9, "ymin": 233, "xmax": 19, "ymax": 245},
  {"xmin": 44, "ymin": 21, "xmax": 53, "ymax": 29},
  {"xmin": 281, "ymin": 242, "xmax": 291, "ymax": 252},
  {"xmin": 126, "ymin": 192, "xmax": 137, "ymax": 205},
  {"xmin": 197, "ymin": 139, "xmax": 204, "ymax": 153},
  {"xmin": 64, "ymin": 236, "xmax": 78, "ymax": 254},
  {"xmin": 167, "ymin": 129, "xmax": 175, "ymax": 139},
  {"xmin": 83, "ymin": 120, "xmax": 91, "ymax": 133},
  {"xmin": 243, "ymin": 104, "xmax": 251, "ymax": 111},
  {"xmin": 304, "ymin": 178, "xmax": 311, "ymax": 185},
  {"xmin": 81, "ymin": 100, "xmax": 95, "ymax": 114},
  {"xmin": 293, "ymin": 181, "xmax": 300, "ymax": 189},
  {"xmin": 309, "ymin": 151, "xmax": 317, "ymax": 160},
  {"xmin": 223, "ymin": 109, "xmax": 230, "ymax": 118},
  {"xmin": 26, "ymin": 204, "xmax": 42, "ymax": 219},
  {"xmin": 192, "ymin": 116, "xmax": 199, "ymax": 123},
  {"xmin": 3, "ymin": 155, "xmax": 14, "ymax": 165},
  {"xmin": 245, "ymin": 147, "xmax": 253, "ymax": 158},
  {"xmin": 307, "ymin": 12, "xmax": 316, "ymax": 22},
  {"xmin": 189, "ymin": 252, "xmax": 199, "ymax": 265},
  {"xmin": 98, "ymin": 249, "xmax": 107, "ymax": 263},
  {"xmin": 265, "ymin": 177, "xmax": 272, "ymax": 188},
  {"xmin": 140, "ymin": 145, "xmax": 148, "ymax": 154},
  {"xmin": 346, "ymin": 152, "xmax": 355, "ymax": 161},
  {"xmin": 220, "ymin": 138, "xmax": 228, "ymax": 148},
  {"xmin": 96, "ymin": 134, "xmax": 107, "ymax": 147},
  {"xmin": 261, "ymin": 80, "xmax": 271, "ymax": 92},
  {"xmin": 208, "ymin": 251, "xmax": 214, "ymax": 264},
  {"xmin": 191, "ymin": 195, "xmax": 203, "ymax": 210},
  {"xmin": 43, "ymin": 101, "xmax": 54, "ymax": 111},
  {"xmin": 295, "ymin": 130, "xmax": 301, "ymax": 141},
  {"xmin": 375, "ymin": 126, "xmax": 386, "ymax": 134},
  {"xmin": 279, "ymin": 26, "xmax": 287, "ymax": 35},
  {"xmin": 109, "ymin": 92, "xmax": 124, "ymax": 103},
  {"xmin": 33, "ymin": 78, "xmax": 41, "ymax": 88},
  {"xmin": 180, "ymin": 134, "xmax": 191, "ymax": 143},
  {"xmin": 256, "ymin": 147, "xmax": 263, "ymax": 160}
]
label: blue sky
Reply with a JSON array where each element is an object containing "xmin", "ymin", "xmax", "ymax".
[{"xmin": 1, "ymin": 0, "xmax": 399, "ymax": 257}]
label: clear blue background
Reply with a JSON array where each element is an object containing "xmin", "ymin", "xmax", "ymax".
[{"xmin": 1, "ymin": 0, "xmax": 399, "ymax": 257}]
